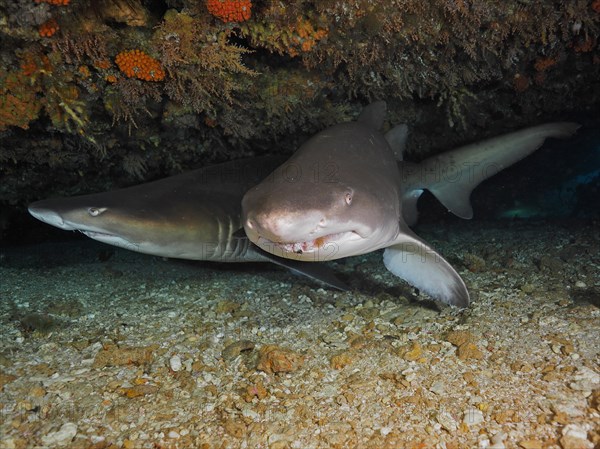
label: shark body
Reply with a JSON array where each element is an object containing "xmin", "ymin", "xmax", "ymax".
[
  {"xmin": 242, "ymin": 102, "xmax": 580, "ymax": 307},
  {"xmin": 28, "ymin": 156, "xmax": 348, "ymax": 290}
]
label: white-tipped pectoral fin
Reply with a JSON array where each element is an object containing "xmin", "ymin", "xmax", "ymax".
[{"xmin": 383, "ymin": 226, "xmax": 470, "ymax": 307}]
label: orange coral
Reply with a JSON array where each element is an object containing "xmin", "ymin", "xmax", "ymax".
[
  {"xmin": 34, "ymin": 0, "xmax": 70, "ymax": 5},
  {"xmin": 292, "ymin": 18, "xmax": 328, "ymax": 54},
  {"xmin": 39, "ymin": 18, "xmax": 59, "ymax": 37},
  {"xmin": 573, "ymin": 36, "xmax": 596, "ymax": 53},
  {"xmin": 534, "ymin": 57, "xmax": 558, "ymax": 72},
  {"xmin": 0, "ymin": 92, "xmax": 42, "ymax": 130},
  {"xmin": 20, "ymin": 52, "xmax": 52, "ymax": 76},
  {"xmin": 513, "ymin": 73, "xmax": 529, "ymax": 93},
  {"xmin": 1, "ymin": 70, "xmax": 43, "ymax": 131},
  {"xmin": 93, "ymin": 59, "xmax": 112, "ymax": 70},
  {"xmin": 78, "ymin": 65, "xmax": 91, "ymax": 78},
  {"xmin": 206, "ymin": 0, "xmax": 251, "ymax": 23},
  {"xmin": 593, "ymin": 0, "xmax": 600, "ymax": 13},
  {"xmin": 115, "ymin": 49, "xmax": 165, "ymax": 81},
  {"xmin": 240, "ymin": 15, "xmax": 328, "ymax": 58},
  {"xmin": 20, "ymin": 58, "xmax": 38, "ymax": 77}
]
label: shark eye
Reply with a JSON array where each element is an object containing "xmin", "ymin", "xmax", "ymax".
[
  {"xmin": 88, "ymin": 207, "xmax": 106, "ymax": 217},
  {"xmin": 344, "ymin": 190, "xmax": 353, "ymax": 206}
]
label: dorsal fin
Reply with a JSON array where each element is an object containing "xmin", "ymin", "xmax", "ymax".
[
  {"xmin": 385, "ymin": 124, "xmax": 409, "ymax": 161},
  {"xmin": 357, "ymin": 101, "xmax": 387, "ymax": 130}
]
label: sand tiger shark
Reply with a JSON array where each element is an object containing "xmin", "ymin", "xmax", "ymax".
[
  {"xmin": 242, "ymin": 102, "xmax": 580, "ymax": 307},
  {"xmin": 28, "ymin": 157, "xmax": 348, "ymax": 290}
]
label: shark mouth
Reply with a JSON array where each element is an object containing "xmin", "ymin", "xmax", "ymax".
[
  {"xmin": 80, "ymin": 230, "xmax": 111, "ymax": 238},
  {"xmin": 257, "ymin": 231, "xmax": 359, "ymax": 258},
  {"xmin": 276, "ymin": 232, "xmax": 345, "ymax": 253},
  {"xmin": 79, "ymin": 230, "xmax": 139, "ymax": 251}
]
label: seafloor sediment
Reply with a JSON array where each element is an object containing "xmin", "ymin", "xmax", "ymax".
[{"xmin": 0, "ymin": 219, "xmax": 598, "ymax": 449}]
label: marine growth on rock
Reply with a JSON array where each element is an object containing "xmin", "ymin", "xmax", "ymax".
[
  {"xmin": 115, "ymin": 49, "xmax": 165, "ymax": 82},
  {"xmin": 206, "ymin": 0, "xmax": 252, "ymax": 23}
]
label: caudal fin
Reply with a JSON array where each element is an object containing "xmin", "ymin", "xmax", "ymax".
[
  {"xmin": 383, "ymin": 224, "xmax": 469, "ymax": 307},
  {"xmin": 403, "ymin": 122, "xmax": 581, "ymax": 221}
]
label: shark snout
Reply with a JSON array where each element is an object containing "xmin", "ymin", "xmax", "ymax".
[
  {"xmin": 244, "ymin": 210, "xmax": 327, "ymax": 243},
  {"xmin": 28, "ymin": 205, "xmax": 68, "ymax": 229}
]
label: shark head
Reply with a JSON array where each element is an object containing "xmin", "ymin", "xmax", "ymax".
[
  {"xmin": 242, "ymin": 119, "xmax": 402, "ymax": 262},
  {"xmin": 29, "ymin": 196, "xmax": 147, "ymax": 252},
  {"xmin": 27, "ymin": 179, "xmax": 235, "ymax": 259},
  {"xmin": 243, "ymin": 172, "xmax": 395, "ymax": 261}
]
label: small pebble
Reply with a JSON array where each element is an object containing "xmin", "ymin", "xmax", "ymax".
[
  {"xmin": 491, "ymin": 431, "xmax": 507, "ymax": 448},
  {"xmin": 222, "ymin": 340, "xmax": 255, "ymax": 360},
  {"xmin": 520, "ymin": 283, "xmax": 535, "ymax": 294},
  {"xmin": 463, "ymin": 406, "xmax": 484, "ymax": 425},
  {"xmin": 463, "ymin": 253, "xmax": 486, "ymax": 272},
  {"xmin": 569, "ymin": 366, "xmax": 600, "ymax": 391},
  {"xmin": 257, "ymin": 345, "xmax": 303, "ymax": 374},
  {"xmin": 380, "ymin": 426, "xmax": 393, "ymax": 436},
  {"xmin": 437, "ymin": 410, "xmax": 458, "ymax": 432},
  {"xmin": 478, "ymin": 436, "xmax": 491, "ymax": 448},
  {"xmin": 560, "ymin": 424, "xmax": 594, "ymax": 449},
  {"xmin": 41, "ymin": 422, "xmax": 78, "ymax": 447},
  {"xmin": 169, "ymin": 354, "xmax": 182, "ymax": 372},
  {"xmin": 429, "ymin": 380, "xmax": 445, "ymax": 395},
  {"xmin": 167, "ymin": 430, "xmax": 180, "ymax": 439},
  {"xmin": 241, "ymin": 406, "xmax": 260, "ymax": 420},
  {"xmin": 403, "ymin": 342, "xmax": 423, "ymax": 361},
  {"xmin": 1, "ymin": 437, "xmax": 16, "ymax": 449},
  {"xmin": 518, "ymin": 439, "xmax": 543, "ymax": 449}
]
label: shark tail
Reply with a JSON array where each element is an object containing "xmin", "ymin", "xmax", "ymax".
[
  {"xmin": 383, "ymin": 223, "xmax": 469, "ymax": 307},
  {"xmin": 402, "ymin": 122, "xmax": 581, "ymax": 224}
]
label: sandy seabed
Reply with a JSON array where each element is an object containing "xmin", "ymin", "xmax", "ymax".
[{"xmin": 0, "ymin": 220, "xmax": 598, "ymax": 449}]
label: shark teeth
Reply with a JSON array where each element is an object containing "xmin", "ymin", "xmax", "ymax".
[
  {"xmin": 273, "ymin": 232, "xmax": 348, "ymax": 254},
  {"xmin": 278, "ymin": 241, "xmax": 311, "ymax": 254}
]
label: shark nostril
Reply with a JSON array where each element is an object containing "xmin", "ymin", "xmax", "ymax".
[{"xmin": 319, "ymin": 218, "xmax": 326, "ymax": 226}]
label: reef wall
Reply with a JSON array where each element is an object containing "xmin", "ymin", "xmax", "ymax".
[{"xmin": 0, "ymin": 0, "xmax": 599, "ymax": 228}]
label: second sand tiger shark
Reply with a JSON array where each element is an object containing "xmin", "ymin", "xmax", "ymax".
[
  {"xmin": 28, "ymin": 156, "xmax": 348, "ymax": 290},
  {"xmin": 242, "ymin": 102, "xmax": 580, "ymax": 307}
]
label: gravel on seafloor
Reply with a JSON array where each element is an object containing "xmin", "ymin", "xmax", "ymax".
[{"xmin": 0, "ymin": 220, "xmax": 598, "ymax": 449}]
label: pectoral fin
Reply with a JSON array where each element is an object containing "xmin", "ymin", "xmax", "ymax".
[{"xmin": 383, "ymin": 225, "xmax": 469, "ymax": 307}]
